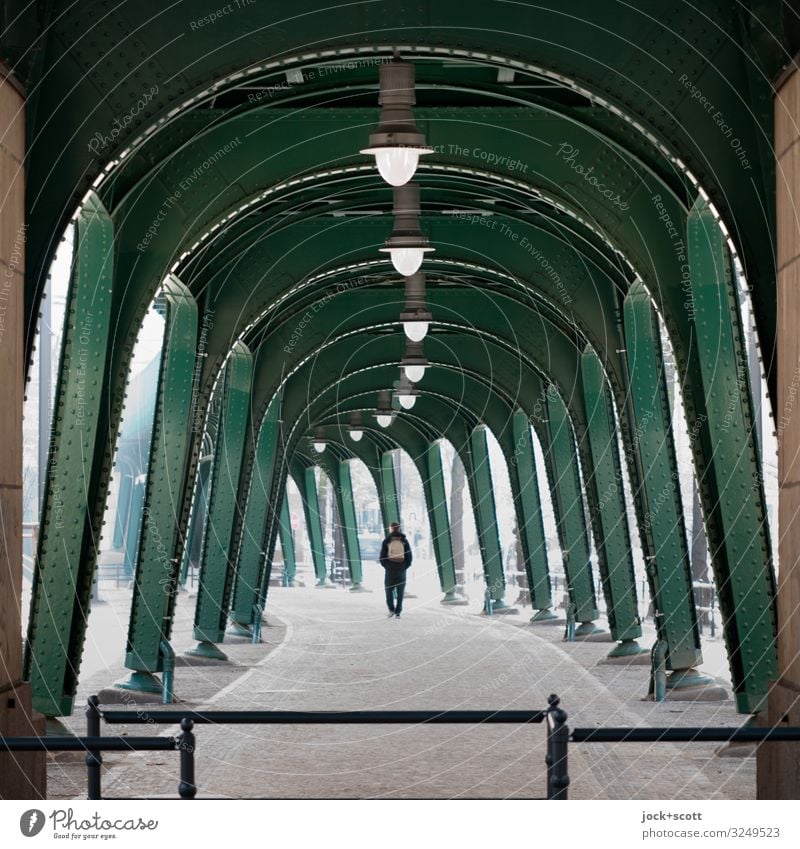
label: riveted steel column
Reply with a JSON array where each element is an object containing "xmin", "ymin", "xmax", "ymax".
[
  {"xmin": 379, "ymin": 450, "xmax": 400, "ymax": 529},
  {"xmin": 121, "ymin": 278, "xmax": 198, "ymax": 686},
  {"xmin": 329, "ymin": 460, "xmax": 364, "ymax": 589},
  {"xmin": 230, "ymin": 394, "xmax": 282, "ymax": 626},
  {"xmin": 278, "ymin": 489, "xmax": 297, "ymax": 584},
  {"xmin": 299, "ymin": 466, "xmax": 329, "ymax": 585},
  {"xmin": 509, "ymin": 411, "xmax": 553, "ymax": 618},
  {"xmin": 624, "ymin": 282, "xmax": 702, "ymax": 675},
  {"xmin": 581, "ymin": 347, "xmax": 645, "ymax": 654},
  {"xmin": 112, "ymin": 471, "xmax": 133, "ymax": 550},
  {"xmin": 24, "ymin": 193, "xmax": 114, "ymax": 717},
  {"xmin": 189, "ymin": 342, "xmax": 252, "ymax": 658},
  {"xmin": 425, "ymin": 441, "xmax": 459, "ymax": 598},
  {"xmin": 544, "ymin": 392, "xmax": 600, "ymax": 628},
  {"xmin": 122, "ymin": 477, "xmax": 145, "ymax": 579},
  {"xmin": 688, "ymin": 199, "xmax": 777, "ymax": 712},
  {"xmin": 465, "ymin": 426, "xmax": 506, "ymax": 607}
]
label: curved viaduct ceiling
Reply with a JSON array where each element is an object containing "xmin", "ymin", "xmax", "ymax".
[{"xmin": 8, "ymin": 0, "xmax": 790, "ymax": 412}]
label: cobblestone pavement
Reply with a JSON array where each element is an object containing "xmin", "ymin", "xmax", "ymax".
[{"xmin": 50, "ymin": 588, "xmax": 755, "ymax": 800}]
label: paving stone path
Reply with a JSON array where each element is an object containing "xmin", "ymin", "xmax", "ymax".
[{"xmin": 50, "ymin": 588, "xmax": 755, "ymax": 799}]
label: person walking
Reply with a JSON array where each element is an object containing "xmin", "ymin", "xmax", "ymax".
[{"xmin": 379, "ymin": 521, "xmax": 412, "ymax": 618}]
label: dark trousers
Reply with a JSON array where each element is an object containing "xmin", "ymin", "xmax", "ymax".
[{"xmin": 384, "ymin": 566, "xmax": 407, "ymax": 614}]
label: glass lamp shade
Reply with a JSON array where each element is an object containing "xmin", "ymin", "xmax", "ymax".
[
  {"xmin": 398, "ymin": 393, "xmax": 416, "ymax": 410},
  {"xmin": 349, "ymin": 429, "xmax": 364, "ymax": 442},
  {"xmin": 313, "ymin": 441, "xmax": 327, "ymax": 453},
  {"xmin": 404, "ymin": 364, "xmax": 427, "ymax": 383},
  {"xmin": 376, "ymin": 414, "xmax": 394, "ymax": 428},
  {"xmin": 369, "ymin": 147, "xmax": 420, "ymax": 186},
  {"xmin": 388, "ymin": 247, "xmax": 425, "ymax": 276},
  {"xmin": 402, "ymin": 320, "xmax": 429, "ymax": 342}
]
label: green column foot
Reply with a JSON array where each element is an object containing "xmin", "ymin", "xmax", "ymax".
[
  {"xmin": 227, "ymin": 622, "xmax": 253, "ymax": 637},
  {"xmin": 666, "ymin": 668, "xmax": 714, "ymax": 690},
  {"xmin": 530, "ymin": 609, "xmax": 560, "ymax": 623},
  {"xmin": 315, "ymin": 578, "xmax": 337, "ymax": 588},
  {"xmin": 441, "ymin": 591, "xmax": 469, "ymax": 606},
  {"xmin": 607, "ymin": 639, "xmax": 649, "ymax": 658},
  {"xmin": 185, "ymin": 640, "xmax": 228, "ymax": 661},
  {"xmin": 349, "ymin": 583, "xmax": 371, "ymax": 593},
  {"xmin": 46, "ymin": 718, "xmax": 74, "ymax": 736},
  {"xmin": 115, "ymin": 671, "xmax": 163, "ymax": 695},
  {"xmin": 574, "ymin": 621, "xmax": 605, "ymax": 637}
]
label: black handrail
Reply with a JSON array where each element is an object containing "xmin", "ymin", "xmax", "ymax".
[
  {"xmin": 100, "ymin": 708, "xmax": 548, "ymax": 725},
  {"xmin": 96, "ymin": 696, "xmax": 561, "ymax": 798},
  {"xmin": 571, "ymin": 726, "xmax": 800, "ymax": 743},
  {"xmin": 0, "ymin": 696, "xmax": 196, "ymax": 801},
  {"xmin": 0, "ymin": 737, "xmax": 178, "ymax": 751}
]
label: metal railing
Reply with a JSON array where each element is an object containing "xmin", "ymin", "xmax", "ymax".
[
  {"xmin": 97, "ymin": 694, "xmax": 569, "ymax": 799},
  {"xmin": 11, "ymin": 693, "xmax": 796, "ymax": 800},
  {"xmin": 0, "ymin": 698, "xmax": 196, "ymax": 800}
]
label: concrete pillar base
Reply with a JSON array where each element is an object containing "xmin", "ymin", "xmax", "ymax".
[
  {"xmin": 757, "ymin": 680, "xmax": 800, "ymax": 798},
  {"xmin": 574, "ymin": 621, "xmax": 606, "ymax": 638},
  {"xmin": 349, "ymin": 583, "xmax": 371, "ymax": 593},
  {"xmin": 607, "ymin": 639, "xmax": 649, "ymax": 658},
  {"xmin": 0, "ymin": 682, "xmax": 47, "ymax": 799},
  {"xmin": 115, "ymin": 671, "xmax": 162, "ymax": 695},
  {"xmin": 530, "ymin": 608, "xmax": 560, "ymax": 624},
  {"xmin": 227, "ymin": 622, "xmax": 254, "ymax": 637},
  {"xmin": 315, "ymin": 579, "xmax": 337, "ymax": 588},
  {"xmin": 185, "ymin": 640, "xmax": 228, "ymax": 661},
  {"xmin": 441, "ymin": 592, "xmax": 469, "ymax": 606}
]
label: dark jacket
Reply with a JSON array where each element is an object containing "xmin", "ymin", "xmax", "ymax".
[{"xmin": 379, "ymin": 532, "xmax": 413, "ymax": 569}]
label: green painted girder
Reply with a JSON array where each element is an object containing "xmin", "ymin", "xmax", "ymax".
[
  {"xmin": 22, "ymin": 4, "xmax": 779, "ymax": 392},
  {"xmin": 506, "ymin": 410, "xmax": 552, "ymax": 611},
  {"xmin": 623, "ymin": 282, "xmax": 702, "ymax": 672},
  {"xmin": 123, "ymin": 478, "xmax": 145, "ymax": 583},
  {"xmin": 344, "ymin": 436, "xmax": 401, "ymax": 533},
  {"xmin": 243, "ymin": 286, "xmax": 589, "ymax": 444},
  {"xmin": 24, "ymin": 192, "xmax": 115, "ymax": 717},
  {"xmin": 337, "ymin": 423, "xmax": 459, "ymax": 596},
  {"xmin": 318, "ymin": 456, "xmax": 363, "ymax": 586},
  {"xmin": 278, "ymin": 490, "xmax": 296, "ymax": 583},
  {"xmin": 544, "ymin": 390, "xmax": 599, "ymax": 624},
  {"xmin": 379, "ymin": 450, "xmax": 400, "ymax": 531},
  {"xmin": 687, "ymin": 200, "xmax": 777, "ymax": 713},
  {"xmin": 257, "ymin": 461, "xmax": 292, "ymax": 600},
  {"xmin": 425, "ymin": 441, "xmax": 459, "ymax": 596},
  {"xmin": 230, "ymin": 392, "xmax": 282, "ymax": 625},
  {"xmin": 580, "ymin": 347, "xmax": 641, "ymax": 642},
  {"xmin": 291, "ymin": 462, "xmax": 328, "ymax": 583},
  {"xmin": 195, "ymin": 215, "xmax": 624, "ymax": 395},
  {"xmin": 290, "ymin": 368, "xmax": 540, "ymax": 601},
  {"xmin": 465, "ymin": 426, "xmax": 506, "ymax": 603},
  {"xmin": 125, "ymin": 276, "xmax": 199, "ymax": 673},
  {"xmin": 192, "ymin": 342, "xmax": 253, "ymax": 644},
  {"xmin": 112, "ymin": 470, "xmax": 134, "ymax": 550}
]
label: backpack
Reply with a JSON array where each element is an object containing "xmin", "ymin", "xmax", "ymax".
[{"xmin": 387, "ymin": 537, "xmax": 406, "ymax": 563}]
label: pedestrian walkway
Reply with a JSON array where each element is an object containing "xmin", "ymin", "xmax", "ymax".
[{"xmin": 50, "ymin": 589, "xmax": 754, "ymax": 800}]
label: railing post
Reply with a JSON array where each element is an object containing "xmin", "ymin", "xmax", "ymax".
[
  {"xmin": 160, "ymin": 639, "xmax": 175, "ymax": 705},
  {"xmin": 251, "ymin": 603, "xmax": 263, "ymax": 644},
  {"xmin": 564, "ymin": 600, "xmax": 576, "ymax": 642},
  {"xmin": 546, "ymin": 694, "xmax": 569, "ymax": 799},
  {"xmin": 85, "ymin": 695, "xmax": 103, "ymax": 800},
  {"xmin": 178, "ymin": 718, "xmax": 197, "ymax": 799},
  {"xmin": 650, "ymin": 637, "xmax": 667, "ymax": 702}
]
